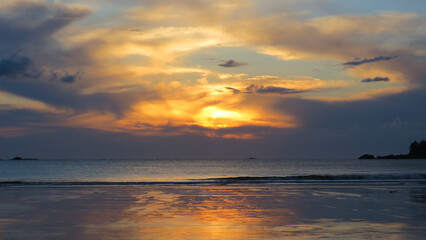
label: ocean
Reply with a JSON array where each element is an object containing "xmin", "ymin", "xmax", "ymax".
[
  {"xmin": 1, "ymin": 158, "xmax": 426, "ymax": 239},
  {"xmin": 1, "ymin": 158, "xmax": 426, "ymax": 185}
]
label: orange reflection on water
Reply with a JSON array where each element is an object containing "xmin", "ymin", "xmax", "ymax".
[
  {"xmin": 123, "ymin": 186, "xmax": 298, "ymax": 239},
  {"xmin": 1, "ymin": 185, "xmax": 417, "ymax": 239}
]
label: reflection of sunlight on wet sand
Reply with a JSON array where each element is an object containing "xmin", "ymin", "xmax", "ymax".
[
  {"xmin": 1, "ymin": 186, "xmax": 422, "ymax": 240},
  {"xmin": 119, "ymin": 187, "xmax": 297, "ymax": 239},
  {"xmin": 118, "ymin": 186, "xmax": 414, "ymax": 240},
  {"xmin": 94, "ymin": 186, "xmax": 411, "ymax": 240}
]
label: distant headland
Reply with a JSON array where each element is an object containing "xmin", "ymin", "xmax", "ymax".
[{"xmin": 359, "ymin": 140, "xmax": 426, "ymax": 159}]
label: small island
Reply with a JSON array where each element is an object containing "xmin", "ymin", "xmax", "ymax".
[
  {"xmin": 359, "ymin": 140, "xmax": 426, "ymax": 159},
  {"xmin": 10, "ymin": 156, "xmax": 39, "ymax": 160}
]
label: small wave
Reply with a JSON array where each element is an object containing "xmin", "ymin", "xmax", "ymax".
[
  {"xmin": 0, "ymin": 181, "xmax": 206, "ymax": 186},
  {"xmin": 1, "ymin": 174, "xmax": 425, "ymax": 186},
  {"xmin": 206, "ymin": 173, "xmax": 426, "ymax": 182}
]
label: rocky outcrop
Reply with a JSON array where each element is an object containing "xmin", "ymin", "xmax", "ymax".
[{"xmin": 359, "ymin": 140, "xmax": 426, "ymax": 159}]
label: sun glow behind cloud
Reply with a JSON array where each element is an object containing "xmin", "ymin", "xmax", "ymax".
[{"xmin": 196, "ymin": 106, "xmax": 248, "ymax": 128}]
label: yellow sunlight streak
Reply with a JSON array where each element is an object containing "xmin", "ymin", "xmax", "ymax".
[{"xmin": 195, "ymin": 106, "xmax": 251, "ymax": 129}]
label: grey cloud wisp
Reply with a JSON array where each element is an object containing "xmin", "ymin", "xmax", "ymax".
[
  {"xmin": 225, "ymin": 85, "xmax": 304, "ymax": 95},
  {"xmin": 361, "ymin": 77, "xmax": 390, "ymax": 83},
  {"xmin": 218, "ymin": 60, "xmax": 247, "ymax": 68},
  {"xmin": 343, "ymin": 56, "xmax": 397, "ymax": 66},
  {"xmin": 246, "ymin": 84, "xmax": 303, "ymax": 95}
]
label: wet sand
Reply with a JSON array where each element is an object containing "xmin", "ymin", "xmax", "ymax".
[{"xmin": 0, "ymin": 184, "xmax": 425, "ymax": 239}]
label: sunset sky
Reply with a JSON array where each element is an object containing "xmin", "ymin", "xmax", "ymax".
[{"xmin": 1, "ymin": 0, "xmax": 426, "ymax": 159}]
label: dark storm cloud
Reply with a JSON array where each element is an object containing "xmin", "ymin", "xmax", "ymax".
[
  {"xmin": 361, "ymin": 77, "xmax": 390, "ymax": 83},
  {"xmin": 0, "ymin": 1, "xmax": 91, "ymax": 55},
  {"xmin": 0, "ymin": 79, "xmax": 153, "ymax": 116},
  {"xmin": 0, "ymin": 2, "xmax": 151, "ymax": 116},
  {"xmin": 218, "ymin": 60, "xmax": 247, "ymax": 68},
  {"xmin": 245, "ymin": 84, "xmax": 304, "ymax": 95},
  {"xmin": 0, "ymin": 55, "xmax": 42, "ymax": 78},
  {"xmin": 50, "ymin": 71, "xmax": 83, "ymax": 84},
  {"xmin": 59, "ymin": 72, "xmax": 81, "ymax": 83},
  {"xmin": 343, "ymin": 56, "xmax": 397, "ymax": 66},
  {"xmin": 0, "ymin": 54, "xmax": 82, "ymax": 84}
]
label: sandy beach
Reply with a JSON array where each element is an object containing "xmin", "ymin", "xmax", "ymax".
[{"xmin": 0, "ymin": 184, "xmax": 425, "ymax": 240}]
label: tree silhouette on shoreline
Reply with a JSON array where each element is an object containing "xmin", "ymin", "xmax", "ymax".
[{"xmin": 409, "ymin": 140, "xmax": 426, "ymax": 157}]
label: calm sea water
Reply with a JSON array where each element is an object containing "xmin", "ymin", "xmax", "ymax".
[{"xmin": 1, "ymin": 158, "xmax": 426, "ymax": 184}]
